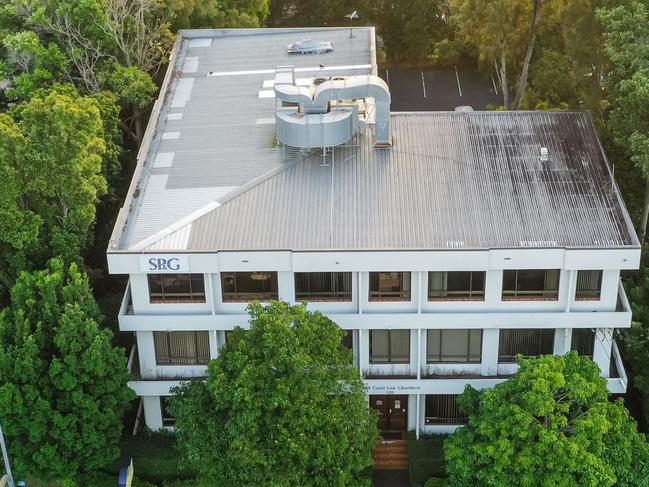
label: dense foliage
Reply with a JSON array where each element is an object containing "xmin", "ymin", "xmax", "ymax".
[
  {"xmin": 171, "ymin": 302, "xmax": 378, "ymax": 486},
  {"xmin": 0, "ymin": 259, "xmax": 134, "ymax": 481},
  {"xmin": 444, "ymin": 353, "xmax": 649, "ymax": 486}
]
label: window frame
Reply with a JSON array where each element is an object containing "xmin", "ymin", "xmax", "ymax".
[
  {"xmin": 153, "ymin": 331, "xmax": 211, "ymax": 366},
  {"xmin": 501, "ymin": 269, "xmax": 560, "ymax": 301},
  {"xmin": 221, "ymin": 272, "xmax": 279, "ymax": 302},
  {"xmin": 428, "ymin": 271, "xmax": 486, "ymax": 301},
  {"xmin": 571, "ymin": 328, "xmax": 595, "ymax": 357},
  {"xmin": 498, "ymin": 329, "xmax": 555, "ymax": 363},
  {"xmin": 148, "ymin": 274, "xmax": 206, "ymax": 304},
  {"xmin": 294, "ymin": 272, "xmax": 353, "ymax": 302},
  {"xmin": 424, "ymin": 394, "xmax": 467, "ymax": 425},
  {"xmin": 575, "ymin": 270, "xmax": 603, "ymax": 301},
  {"xmin": 426, "ymin": 329, "xmax": 483, "ymax": 363},
  {"xmin": 368, "ymin": 272, "xmax": 411, "ymax": 302},
  {"xmin": 369, "ymin": 329, "xmax": 411, "ymax": 364}
]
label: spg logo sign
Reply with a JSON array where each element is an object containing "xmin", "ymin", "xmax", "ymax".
[{"xmin": 139, "ymin": 255, "xmax": 189, "ymax": 272}]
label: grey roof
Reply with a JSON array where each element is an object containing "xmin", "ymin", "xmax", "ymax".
[{"xmin": 109, "ymin": 29, "xmax": 639, "ymax": 253}]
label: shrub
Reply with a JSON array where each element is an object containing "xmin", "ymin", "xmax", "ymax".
[{"xmin": 408, "ymin": 433, "xmax": 447, "ymax": 483}]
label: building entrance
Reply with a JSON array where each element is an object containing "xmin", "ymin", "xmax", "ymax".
[{"xmin": 370, "ymin": 395, "xmax": 408, "ymax": 432}]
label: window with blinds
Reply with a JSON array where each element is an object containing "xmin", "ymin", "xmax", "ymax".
[
  {"xmin": 369, "ymin": 329, "xmax": 410, "ymax": 363},
  {"xmin": 428, "ymin": 271, "xmax": 485, "ymax": 300},
  {"xmin": 295, "ymin": 272, "xmax": 352, "ymax": 301},
  {"xmin": 571, "ymin": 328, "xmax": 595, "ymax": 357},
  {"xmin": 221, "ymin": 272, "xmax": 278, "ymax": 302},
  {"xmin": 498, "ymin": 329, "xmax": 555, "ymax": 363},
  {"xmin": 148, "ymin": 274, "xmax": 206, "ymax": 303},
  {"xmin": 425, "ymin": 395, "xmax": 467, "ymax": 425},
  {"xmin": 502, "ymin": 269, "xmax": 560, "ymax": 300},
  {"xmin": 154, "ymin": 331, "xmax": 211, "ymax": 365},
  {"xmin": 427, "ymin": 329, "xmax": 482, "ymax": 363},
  {"xmin": 575, "ymin": 270, "xmax": 602, "ymax": 301},
  {"xmin": 160, "ymin": 397, "xmax": 176, "ymax": 427},
  {"xmin": 369, "ymin": 272, "xmax": 411, "ymax": 301}
]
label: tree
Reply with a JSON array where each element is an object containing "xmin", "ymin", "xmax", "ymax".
[
  {"xmin": 168, "ymin": 0, "xmax": 270, "ymax": 30},
  {"xmin": 444, "ymin": 353, "xmax": 649, "ymax": 486},
  {"xmin": 0, "ymin": 258, "xmax": 134, "ymax": 481},
  {"xmin": 449, "ymin": 0, "xmax": 551, "ymax": 109},
  {"xmin": 599, "ymin": 1, "xmax": 649, "ymax": 242},
  {"xmin": 171, "ymin": 302, "xmax": 378, "ymax": 486}
]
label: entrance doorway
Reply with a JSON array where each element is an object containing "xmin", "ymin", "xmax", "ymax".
[{"xmin": 370, "ymin": 395, "xmax": 408, "ymax": 433}]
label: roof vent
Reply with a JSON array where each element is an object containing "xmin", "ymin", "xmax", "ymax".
[
  {"xmin": 540, "ymin": 147, "xmax": 549, "ymax": 162},
  {"xmin": 287, "ymin": 39, "xmax": 333, "ymax": 54}
]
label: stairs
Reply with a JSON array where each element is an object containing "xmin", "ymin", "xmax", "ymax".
[{"xmin": 373, "ymin": 439, "xmax": 409, "ymax": 470}]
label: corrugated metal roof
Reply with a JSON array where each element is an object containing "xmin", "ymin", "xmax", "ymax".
[
  {"xmin": 117, "ymin": 27, "xmax": 375, "ymax": 249},
  {"xmin": 161, "ymin": 111, "xmax": 636, "ymax": 251}
]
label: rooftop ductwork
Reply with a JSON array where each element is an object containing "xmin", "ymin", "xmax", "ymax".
[{"xmin": 273, "ymin": 66, "xmax": 391, "ymax": 149}]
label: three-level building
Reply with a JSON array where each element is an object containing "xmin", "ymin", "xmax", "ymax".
[{"xmin": 107, "ymin": 27, "xmax": 639, "ymax": 436}]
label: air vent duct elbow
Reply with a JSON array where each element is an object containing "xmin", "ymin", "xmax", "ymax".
[{"xmin": 273, "ymin": 67, "xmax": 391, "ymax": 149}]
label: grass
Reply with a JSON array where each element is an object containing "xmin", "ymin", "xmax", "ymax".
[{"xmin": 408, "ymin": 432, "xmax": 448, "ymax": 484}]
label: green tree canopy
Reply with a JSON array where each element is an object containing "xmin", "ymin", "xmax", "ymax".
[
  {"xmin": 0, "ymin": 258, "xmax": 134, "ymax": 481},
  {"xmin": 171, "ymin": 301, "xmax": 378, "ymax": 486},
  {"xmin": 444, "ymin": 352, "xmax": 649, "ymax": 486},
  {"xmin": 168, "ymin": 0, "xmax": 269, "ymax": 30}
]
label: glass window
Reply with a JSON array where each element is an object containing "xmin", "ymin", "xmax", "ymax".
[
  {"xmin": 342, "ymin": 330, "xmax": 354, "ymax": 350},
  {"xmin": 428, "ymin": 271, "xmax": 485, "ymax": 300},
  {"xmin": 369, "ymin": 330, "xmax": 410, "ymax": 364},
  {"xmin": 160, "ymin": 397, "xmax": 176, "ymax": 427},
  {"xmin": 369, "ymin": 272, "xmax": 411, "ymax": 301},
  {"xmin": 424, "ymin": 395, "xmax": 467, "ymax": 425},
  {"xmin": 502, "ymin": 269, "xmax": 560, "ymax": 300},
  {"xmin": 295, "ymin": 272, "xmax": 352, "ymax": 301},
  {"xmin": 427, "ymin": 329, "xmax": 482, "ymax": 363},
  {"xmin": 221, "ymin": 272, "xmax": 278, "ymax": 302},
  {"xmin": 575, "ymin": 270, "xmax": 602, "ymax": 301},
  {"xmin": 148, "ymin": 274, "xmax": 206, "ymax": 303},
  {"xmin": 498, "ymin": 329, "xmax": 555, "ymax": 363},
  {"xmin": 571, "ymin": 329, "xmax": 595, "ymax": 357},
  {"xmin": 153, "ymin": 331, "xmax": 211, "ymax": 365}
]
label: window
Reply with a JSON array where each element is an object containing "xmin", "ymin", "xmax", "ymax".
[
  {"xmin": 221, "ymin": 272, "xmax": 278, "ymax": 302},
  {"xmin": 498, "ymin": 329, "xmax": 555, "ymax": 363},
  {"xmin": 160, "ymin": 397, "xmax": 176, "ymax": 427},
  {"xmin": 575, "ymin": 270, "xmax": 602, "ymax": 301},
  {"xmin": 153, "ymin": 331, "xmax": 210, "ymax": 365},
  {"xmin": 295, "ymin": 272, "xmax": 352, "ymax": 301},
  {"xmin": 428, "ymin": 271, "xmax": 485, "ymax": 300},
  {"xmin": 502, "ymin": 269, "xmax": 560, "ymax": 300},
  {"xmin": 342, "ymin": 330, "xmax": 354, "ymax": 350},
  {"xmin": 427, "ymin": 329, "xmax": 482, "ymax": 363},
  {"xmin": 370, "ymin": 330, "xmax": 410, "ymax": 363},
  {"xmin": 425, "ymin": 395, "xmax": 467, "ymax": 425},
  {"xmin": 369, "ymin": 272, "xmax": 411, "ymax": 301},
  {"xmin": 148, "ymin": 274, "xmax": 205, "ymax": 303},
  {"xmin": 571, "ymin": 329, "xmax": 595, "ymax": 357}
]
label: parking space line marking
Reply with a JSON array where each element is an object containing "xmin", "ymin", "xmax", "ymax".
[
  {"xmin": 421, "ymin": 70, "xmax": 427, "ymax": 98},
  {"xmin": 454, "ymin": 66, "xmax": 463, "ymax": 97}
]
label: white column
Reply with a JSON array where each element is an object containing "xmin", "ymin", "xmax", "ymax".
[
  {"xmin": 358, "ymin": 328, "xmax": 369, "ymax": 376},
  {"xmin": 593, "ymin": 328, "xmax": 613, "ymax": 378},
  {"xmin": 130, "ymin": 274, "xmax": 151, "ymax": 312},
  {"xmin": 142, "ymin": 396, "xmax": 163, "ymax": 431},
  {"xmin": 277, "ymin": 271, "xmax": 295, "ymax": 303},
  {"xmin": 358, "ymin": 272, "xmax": 363, "ymax": 314},
  {"xmin": 136, "ymin": 331, "xmax": 157, "ymax": 379},
  {"xmin": 484, "ymin": 270, "xmax": 503, "ymax": 304},
  {"xmin": 416, "ymin": 394, "xmax": 421, "ymax": 439},
  {"xmin": 553, "ymin": 328, "xmax": 571, "ymax": 355},
  {"xmin": 209, "ymin": 330, "xmax": 218, "ymax": 359},
  {"xmin": 417, "ymin": 272, "xmax": 423, "ymax": 314},
  {"xmin": 208, "ymin": 273, "xmax": 216, "ymax": 315},
  {"xmin": 564, "ymin": 270, "xmax": 575, "ymax": 312},
  {"xmin": 417, "ymin": 328, "xmax": 422, "ymax": 380},
  {"xmin": 482, "ymin": 328, "xmax": 499, "ymax": 376}
]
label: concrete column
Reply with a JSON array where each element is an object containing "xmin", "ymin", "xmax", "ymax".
[
  {"xmin": 484, "ymin": 270, "xmax": 503, "ymax": 304},
  {"xmin": 358, "ymin": 272, "xmax": 364, "ymax": 314},
  {"xmin": 207, "ymin": 273, "xmax": 216, "ymax": 315},
  {"xmin": 416, "ymin": 394, "xmax": 421, "ymax": 439},
  {"xmin": 417, "ymin": 272, "xmax": 423, "ymax": 314},
  {"xmin": 130, "ymin": 274, "xmax": 151, "ymax": 312},
  {"xmin": 358, "ymin": 328, "xmax": 369, "ymax": 376},
  {"xmin": 482, "ymin": 328, "xmax": 499, "ymax": 376},
  {"xmin": 136, "ymin": 331, "xmax": 157, "ymax": 379},
  {"xmin": 553, "ymin": 328, "xmax": 571, "ymax": 355},
  {"xmin": 208, "ymin": 330, "xmax": 218, "ymax": 359},
  {"xmin": 417, "ymin": 329, "xmax": 422, "ymax": 380},
  {"xmin": 277, "ymin": 271, "xmax": 295, "ymax": 303},
  {"xmin": 142, "ymin": 396, "xmax": 163, "ymax": 431},
  {"xmin": 593, "ymin": 328, "xmax": 613, "ymax": 378}
]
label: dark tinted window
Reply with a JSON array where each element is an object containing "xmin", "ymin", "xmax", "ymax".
[
  {"xmin": 148, "ymin": 274, "xmax": 205, "ymax": 303},
  {"xmin": 369, "ymin": 272, "xmax": 411, "ymax": 301},
  {"xmin": 498, "ymin": 329, "xmax": 555, "ymax": 362},
  {"xmin": 429, "ymin": 271, "xmax": 485, "ymax": 300},
  {"xmin": 502, "ymin": 270, "xmax": 560, "ymax": 300},
  {"xmin": 295, "ymin": 272, "xmax": 352, "ymax": 301},
  {"xmin": 221, "ymin": 272, "xmax": 278, "ymax": 302}
]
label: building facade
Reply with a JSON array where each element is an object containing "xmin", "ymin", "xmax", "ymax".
[{"xmin": 107, "ymin": 27, "xmax": 639, "ymax": 436}]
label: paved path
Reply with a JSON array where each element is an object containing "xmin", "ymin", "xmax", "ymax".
[{"xmin": 373, "ymin": 469, "xmax": 410, "ymax": 487}]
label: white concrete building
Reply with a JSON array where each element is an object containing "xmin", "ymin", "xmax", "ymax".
[{"xmin": 107, "ymin": 27, "xmax": 639, "ymax": 436}]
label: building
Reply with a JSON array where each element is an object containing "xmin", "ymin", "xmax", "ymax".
[{"xmin": 107, "ymin": 27, "xmax": 639, "ymax": 436}]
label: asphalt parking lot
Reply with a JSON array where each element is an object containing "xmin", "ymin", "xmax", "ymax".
[{"xmin": 379, "ymin": 67, "xmax": 500, "ymax": 111}]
